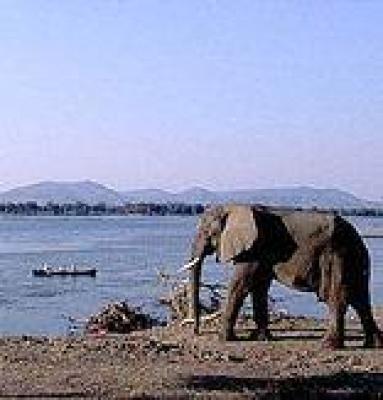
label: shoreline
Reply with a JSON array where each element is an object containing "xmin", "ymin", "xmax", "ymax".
[{"xmin": 1, "ymin": 309, "xmax": 383, "ymax": 398}]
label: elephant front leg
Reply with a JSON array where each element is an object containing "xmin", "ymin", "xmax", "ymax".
[
  {"xmin": 221, "ymin": 263, "xmax": 254, "ymax": 341},
  {"xmin": 250, "ymin": 276, "xmax": 272, "ymax": 341}
]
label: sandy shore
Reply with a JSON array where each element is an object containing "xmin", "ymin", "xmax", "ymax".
[{"xmin": 1, "ymin": 310, "xmax": 383, "ymax": 399}]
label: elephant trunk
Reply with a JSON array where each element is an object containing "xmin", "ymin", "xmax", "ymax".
[{"xmin": 187, "ymin": 228, "xmax": 212, "ymax": 334}]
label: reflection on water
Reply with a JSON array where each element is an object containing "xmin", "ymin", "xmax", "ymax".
[{"xmin": 0, "ymin": 215, "xmax": 382, "ymax": 335}]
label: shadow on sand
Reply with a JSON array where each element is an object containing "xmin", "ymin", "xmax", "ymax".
[
  {"xmin": 185, "ymin": 372, "xmax": 383, "ymax": 399},
  {"xmin": 228, "ymin": 327, "xmax": 365, "ymax": 345}
]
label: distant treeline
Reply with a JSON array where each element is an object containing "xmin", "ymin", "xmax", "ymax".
[
  {"xmin": 336, "ymin": 208, "xmax": 383, "ymax": 217},
  {"xmin": 0, "ymin": 202, "xmax": 205, "ymax": 216},
  {"xmin": 0, "ymin": 201, "xmax": 382, "ymax": 217}
]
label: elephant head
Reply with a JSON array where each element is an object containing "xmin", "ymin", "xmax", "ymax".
[{"xmin": 187, "ymin": 204, "xmax": 259, "ymax": 334}]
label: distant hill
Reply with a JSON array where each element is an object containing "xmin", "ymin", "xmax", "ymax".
[
  {"xmin": 0, "ymin": 181, "xmax": 124, "ymax": 205},
  {"xmin": 122, "ymin": 186, "xmax": 377, "ymax": 208},
  {"xmin": 121, "ymin": 186, "xmax": 383, "ymax": 208},
  {"xmin": 175, "ymin": 187, "xmax": 221, "ymax": 204},
  {"xmin": 210, "ymin": 187, "xmax": 372, "ymax": 209},
  {"xmin": 121, "ymin": 189, "xmax": 176, "ymax": 203},
  {"xmin": 0, "ymin": 181, "xmax": 380, "ymax": 209},
  {"xmin": 120, "ymin": 186, "xmax": 221, "ymax": 204}
]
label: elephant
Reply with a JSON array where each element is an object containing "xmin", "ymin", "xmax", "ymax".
[{"xmin": 186, "ymin": 204, "xmax": 382, "ymax": 349}]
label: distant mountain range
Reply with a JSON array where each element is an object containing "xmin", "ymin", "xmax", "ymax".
[
  {"xmin": 0, "ymin": 181, "xmax": 381, "ymax": 209},
  {"xmin": 0, "ymin": 181, "xmax": 123, "ymax": 205}
]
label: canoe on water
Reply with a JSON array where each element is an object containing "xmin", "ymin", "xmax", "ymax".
[{"xmin": 32, "ymin": 266, "xmax": 97, "ymax": 277}]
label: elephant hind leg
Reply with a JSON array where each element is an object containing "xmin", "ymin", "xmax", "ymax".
[
  {"xmin": 323, "ymin": 302, "xmax": 347, "ymax": 349},
  {"xmin": 322, "ymin": 254, "xmax": 348, "ymax": 349},
  {"xmin": 351, "ymin": 299, "xmax": 383, "ymax": 348},
  {"xmin": 221, "ymin": 263, "xmax": 256, "ymax": 341}
]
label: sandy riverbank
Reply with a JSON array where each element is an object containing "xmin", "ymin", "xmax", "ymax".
[{"xmin": 1, "ymin": 309, "xmax": 383, "ymax": 399}]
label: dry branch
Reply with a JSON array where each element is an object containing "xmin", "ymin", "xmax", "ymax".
[{"xmin": 157, "ymin": 269, "xmax": 225, "ymax": 324}]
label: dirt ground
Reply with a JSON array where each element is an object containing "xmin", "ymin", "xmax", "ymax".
[{"xmin": 1, "ymin": 309, "xmax": 383, "ymax": 399}]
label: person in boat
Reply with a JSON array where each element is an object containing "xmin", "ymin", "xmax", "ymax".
[{"xmin": 42, "ymin": 263, "xmax": 51, "ymax": 272}]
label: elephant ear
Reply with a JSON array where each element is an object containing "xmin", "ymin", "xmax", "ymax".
[{"xmin": 220, "ymin": 205, "xmax": 258, "ymax": 262}]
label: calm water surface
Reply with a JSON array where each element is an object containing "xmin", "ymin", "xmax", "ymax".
[{"xmin": 0, "ymin": 215, "xmax": 382, "ymax": 335}]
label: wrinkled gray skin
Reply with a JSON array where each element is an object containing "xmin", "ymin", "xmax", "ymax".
[{"xmin": 189, "ymin": 204, "xmax": 383, "ymax": 349}]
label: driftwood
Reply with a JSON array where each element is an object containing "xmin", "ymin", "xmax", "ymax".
[
  {"xmin": 157, "ymin": 269, "xmax": 225, "ymax": 324},
  {"xmin": 85, "ymin": 301, "xmax": 159, "ymax": 334},
  {"xmin": 78, "ymin": 267, "xmax": 289, "ymax": 335},
  {"xmin": 157, "ymin": 268, "xmax": 289, "ymax": 327}
]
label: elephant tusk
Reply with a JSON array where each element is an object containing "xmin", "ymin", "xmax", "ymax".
[{"xmin": 178, "ymin": 257, "xmax": 200, "ymax": 272}]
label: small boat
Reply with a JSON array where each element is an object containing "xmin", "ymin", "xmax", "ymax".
[{"xmin": 32, "ymin": 264, "xmax": 97, "ymax": 277}]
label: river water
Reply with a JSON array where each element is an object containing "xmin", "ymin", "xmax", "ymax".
[{"xmin": 0, "ymin": 215, "xmax": 382, "ymax": 335}]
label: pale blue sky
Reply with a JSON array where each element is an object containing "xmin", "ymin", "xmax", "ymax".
[{"xmin": 0, "ymin": 1, "xmax": 382, "ymax": 200}]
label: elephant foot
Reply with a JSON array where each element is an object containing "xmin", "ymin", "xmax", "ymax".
[
  {"xmin": 219, "ymin": 330, "xmax": 237, "ymax": 342},
  {"xmin": 321, "ymin": 334, "xmax": 344, "ymax": 350},
  {"xmin": 249, "ymin": 329, "xmax": 272, "ymax": 341},
  {"xmin": 364, "ymin": 331, "xmax": 383, "ymax": 348}
]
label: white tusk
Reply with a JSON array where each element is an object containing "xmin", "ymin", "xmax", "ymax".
[
  {"xmin": 178, "ymin": 257, "xmax": 200, "ymax": 272},
  {"xmin": 180, "ymin": 318, "xmax": 193, "ymax": 326}
]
